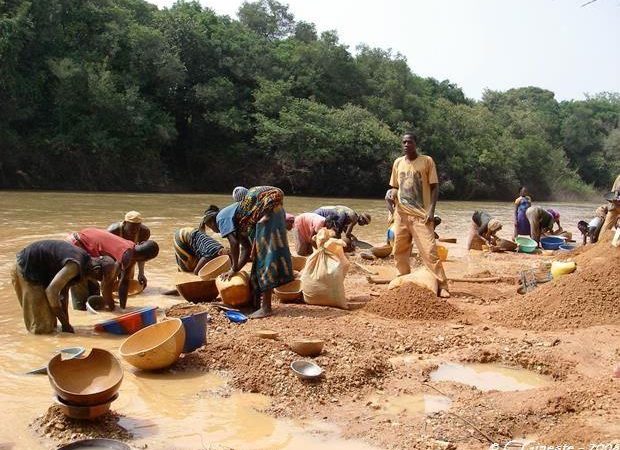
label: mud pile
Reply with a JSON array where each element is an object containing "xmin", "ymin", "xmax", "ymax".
[
  {"xmin": 31, "ymin": 406, "xmax": 131, "ymax": 445},
  {"xmin": 365, "ymin": 283, "xmax": 461, "ymax": 321},
  {"xmin": 495, "ymin": 241, "xmax": 620, "ymax": 330},
  {"xmin": 174, "ymin": 305, "xmax": 392, "ymax": 416},
  {"xmin": 165, "ymin": 302, "xmax": 209, "ymax": 318}
]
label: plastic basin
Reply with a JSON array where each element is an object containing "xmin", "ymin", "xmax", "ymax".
[
  {"xmin": 113, "ymin": 279, "xmax": 145, "ymax": 298},
  {"xmin": 94, "ymin": 306, "xmax": 158, "ymax": 335},
  {"xmin": 47, "ymin": 348, "xmax": 123, "ymax": 406},
  {"xmin": 540, "ymin": 236, "xmax": 565, "ymax": 250},
  {"xmin": 178, "ymin": 311, "xmax": 209, "ymax": 353},
  {"xmin": 197, "ymin": 255, "xmax": 231, "ymax": 280},
  {"xmin": 515, "ymin": 236, "xmax": 538, "ymax": 253},
  {"xmin": 559, "ymin": 243, "xmax": 576, "ymax": 251},
  {"xmin": 119, "ymin": 318, "xmax": 185, "ymax": 370}
]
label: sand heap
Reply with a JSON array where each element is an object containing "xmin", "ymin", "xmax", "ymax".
[
  {"xmin": 174, "ymin": 306, "xmax": 392, "ymax": 416},
  {"xmin": 495, "ymin": 239, "xmax": 620, "ymax": 330},
  {"xmin": 165, "ymin": 302, "xmax": 209, "ymax": 318},
  {"xmin": 364, "ymin": 283, "xmax": 461, "ymax": 321},
  {"xmin": 31, "ymin": 406, "xmax": 131, "ymax": 445}
]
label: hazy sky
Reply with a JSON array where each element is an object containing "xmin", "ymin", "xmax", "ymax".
[{"xmin": 149, "ymin": 0, "xmax": 620, "ymax": 101}]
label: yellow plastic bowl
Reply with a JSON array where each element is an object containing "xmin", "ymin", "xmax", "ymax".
[
  {"xmin": 197, "ymin": 255, "xmax": 231, "ymax": 280},
  {"xmin": 119, "ymin": 319, "xmax": 185, "ymax": 370},
  {"xmin": 291, "ymin": 255, "xmax": 307, "ymax": 271},
  {"xmin": 274, "ymin": 280, "xmax": 302, "ymax": 302},
  {"xmin": 437, "ymin": 245, "xmax": 448, "ymax": 261}
]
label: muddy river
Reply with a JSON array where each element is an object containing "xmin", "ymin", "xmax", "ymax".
[{"xmin": 0, "ymin": 191, "xmax": 600, "ymax": 449}]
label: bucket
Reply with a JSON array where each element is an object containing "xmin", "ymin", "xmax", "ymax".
[
  {"xmin": 179, "ymin": 311, "xmax": 209, "ymax": 353},
  {"xmin": 437, "ymin": 245, "xmax": 448, "ymax": 261}
]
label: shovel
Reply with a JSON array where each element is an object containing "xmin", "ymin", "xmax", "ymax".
[{"xmin": 25, "ymin": 346, "xmax": 86, "ymax": 375}]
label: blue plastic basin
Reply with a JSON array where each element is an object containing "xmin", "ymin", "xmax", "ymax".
[
  {"xmin": 179, "ymin": 311, "xmax": 209, "ymax": 353},
  {"xmin": 540, "ymin": 236, "xmax": 565, "ymax": 250},
  {"xmin": 559, "ymin": 243, "xmax": 576, "ymax": 251}
]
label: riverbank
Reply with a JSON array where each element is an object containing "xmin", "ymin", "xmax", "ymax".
[{"xmin": 0, "ymin": 192, "xmax": 616, "ymax": 449}]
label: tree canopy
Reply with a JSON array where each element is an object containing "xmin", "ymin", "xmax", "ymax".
[{"xmin": 1, "ymin": 0, "xmax": 618, "ymax": 200}]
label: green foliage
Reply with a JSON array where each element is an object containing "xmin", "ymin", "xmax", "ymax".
[{"xmin": 0, "ymin": 0, "xmax": 617, "ymax": 198}]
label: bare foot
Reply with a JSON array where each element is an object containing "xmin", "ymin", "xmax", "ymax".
[
  {"xmin": 438, "ymin": 288, "xmax": 451, "ymax": 299},
  {"xmin": 249, "ymin": 307, "xmax": 272, "ymax": 319}
]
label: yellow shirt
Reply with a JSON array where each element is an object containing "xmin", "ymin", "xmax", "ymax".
[{"xmin": 389, "ymin": 154, "xmax": 438, "ymax": 218}]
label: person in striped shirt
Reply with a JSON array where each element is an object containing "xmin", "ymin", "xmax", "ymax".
[{"xmin": 174, "ymin": 227, "xmax": 229, "ymax": 275}]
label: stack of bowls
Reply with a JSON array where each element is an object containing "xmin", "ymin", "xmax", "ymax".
[{"xmin": 47, "ymin": 349, "xmax": 123, "ymax": 420}]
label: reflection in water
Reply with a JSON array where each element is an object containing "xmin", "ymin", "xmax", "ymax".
[
  {"xmin": 0, "ymin": 192, "xmax": 596, "ymax": 449},
  {"xmin": 371, "ymin": 393, "xmax": 452, "ymax": 416},
  {"xmin": 430, "ymin": 362, "xmax": 550, "ymax": 391}
]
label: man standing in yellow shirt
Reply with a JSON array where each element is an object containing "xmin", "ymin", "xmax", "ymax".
[{"xmin": 386, "ymin": 131, "xmax": 450, "ymax": 298}]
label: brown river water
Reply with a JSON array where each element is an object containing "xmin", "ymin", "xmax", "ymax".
[{"xmin": 0, "ymin": 191, "xmax": 600, "ymax": 449}]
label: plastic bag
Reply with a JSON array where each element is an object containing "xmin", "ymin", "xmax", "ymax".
[
  {"xmin": 301, "ymin": 228, "xmax": 348, "ymax": 309},
  {"xmin": 388, "ymin": 266, "xmax": 438, "ymax": 294}
]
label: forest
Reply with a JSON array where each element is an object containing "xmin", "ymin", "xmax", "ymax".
[{"xmin": 1, "ymin": 0, "xmax": 619, "ymax": 200}]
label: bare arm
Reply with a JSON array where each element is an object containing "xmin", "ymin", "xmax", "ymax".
[
  {"xmin": 45, "ymin": 262, "xmax": 79, "ymax": 333},
  {"xmin": 427, "ymin": 183, "xmax": 439, "ymax": 223},
  {"xmin": 117, "ymin": 251, "xmax": 133, "ymax": 309}
]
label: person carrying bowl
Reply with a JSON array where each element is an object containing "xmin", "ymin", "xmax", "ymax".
[{"xmin": 202, "ymin": 186, "xmax": 294, "ymax": 318}]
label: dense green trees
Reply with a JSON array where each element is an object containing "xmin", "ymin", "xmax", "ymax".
[{"xmin": 1, "ymin": 0, "xmax": 618, "ymax": 199}]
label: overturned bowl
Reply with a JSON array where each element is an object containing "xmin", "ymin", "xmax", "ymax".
[
  {"xmin": 119, "ymin": 318, "xmax": 185, "ymax": 371},
  {"xmin": 54, "ymin": 393, "xmax": 119, "ymax": 420},
  {"xmin": 289, "ymin": 339, "xmax": 324, "ymax": 357},
  {"xmin": 47, "ymin": 349, "xmax": 123, "ymax": 406},
  {"xmin": 291, "ymin": 360, "xmax": 323, "ymax": 380}
]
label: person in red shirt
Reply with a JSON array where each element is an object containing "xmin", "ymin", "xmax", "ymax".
[{"xmin": 68, "ymin": 228, "xmax": 159, "ymax": 309}]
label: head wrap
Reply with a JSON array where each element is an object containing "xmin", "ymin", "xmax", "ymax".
[
  {"xmin": 285, "ymin": 213, "xmax": 295, "ymax": 222},
  {"xmin": 124, "ymin": 211, "xmax": 142, "ymax": 223},
  {"xmin": 488, "ymin": 218, "xmax": 502, "ymax": 233},
  {"xmin": 232, "ymin": 186, "xmax": 248, "ymax": 202}
]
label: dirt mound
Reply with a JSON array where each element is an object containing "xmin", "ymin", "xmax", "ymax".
[
  {"xmin": 364, "ymin": 283, "xmax": 461, "ymax": 321},
  {"xmin": 31, "ymin": 406, "xmax": 132, "ymax": 445},
  {"xmin": 495, "ymin": 241, "xmax": 620, "ymax": 330},
  {"xmin": 165, "ymin": 302, "xmax": 209, "ymax": 318}
]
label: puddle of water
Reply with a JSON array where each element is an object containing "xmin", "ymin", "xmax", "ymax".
[
  {"xmin": 373, "ymin": 394, "xmax": 452, "ymax": 416},
  {"xmin": 430, "ymin": 363, "xmax": 550, "ymax": 391}
]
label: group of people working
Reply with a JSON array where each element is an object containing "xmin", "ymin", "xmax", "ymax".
[
  {"xmin": 14, "ymin": 128, "xmax": 619, "ymax": 334},
  {"xmin": 174, "ymin": 186, "xmax": 372, "ymax": 318},
  {"xmin": 12, "ymin": 212, "xmax": 159, "ymax": 333}
]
